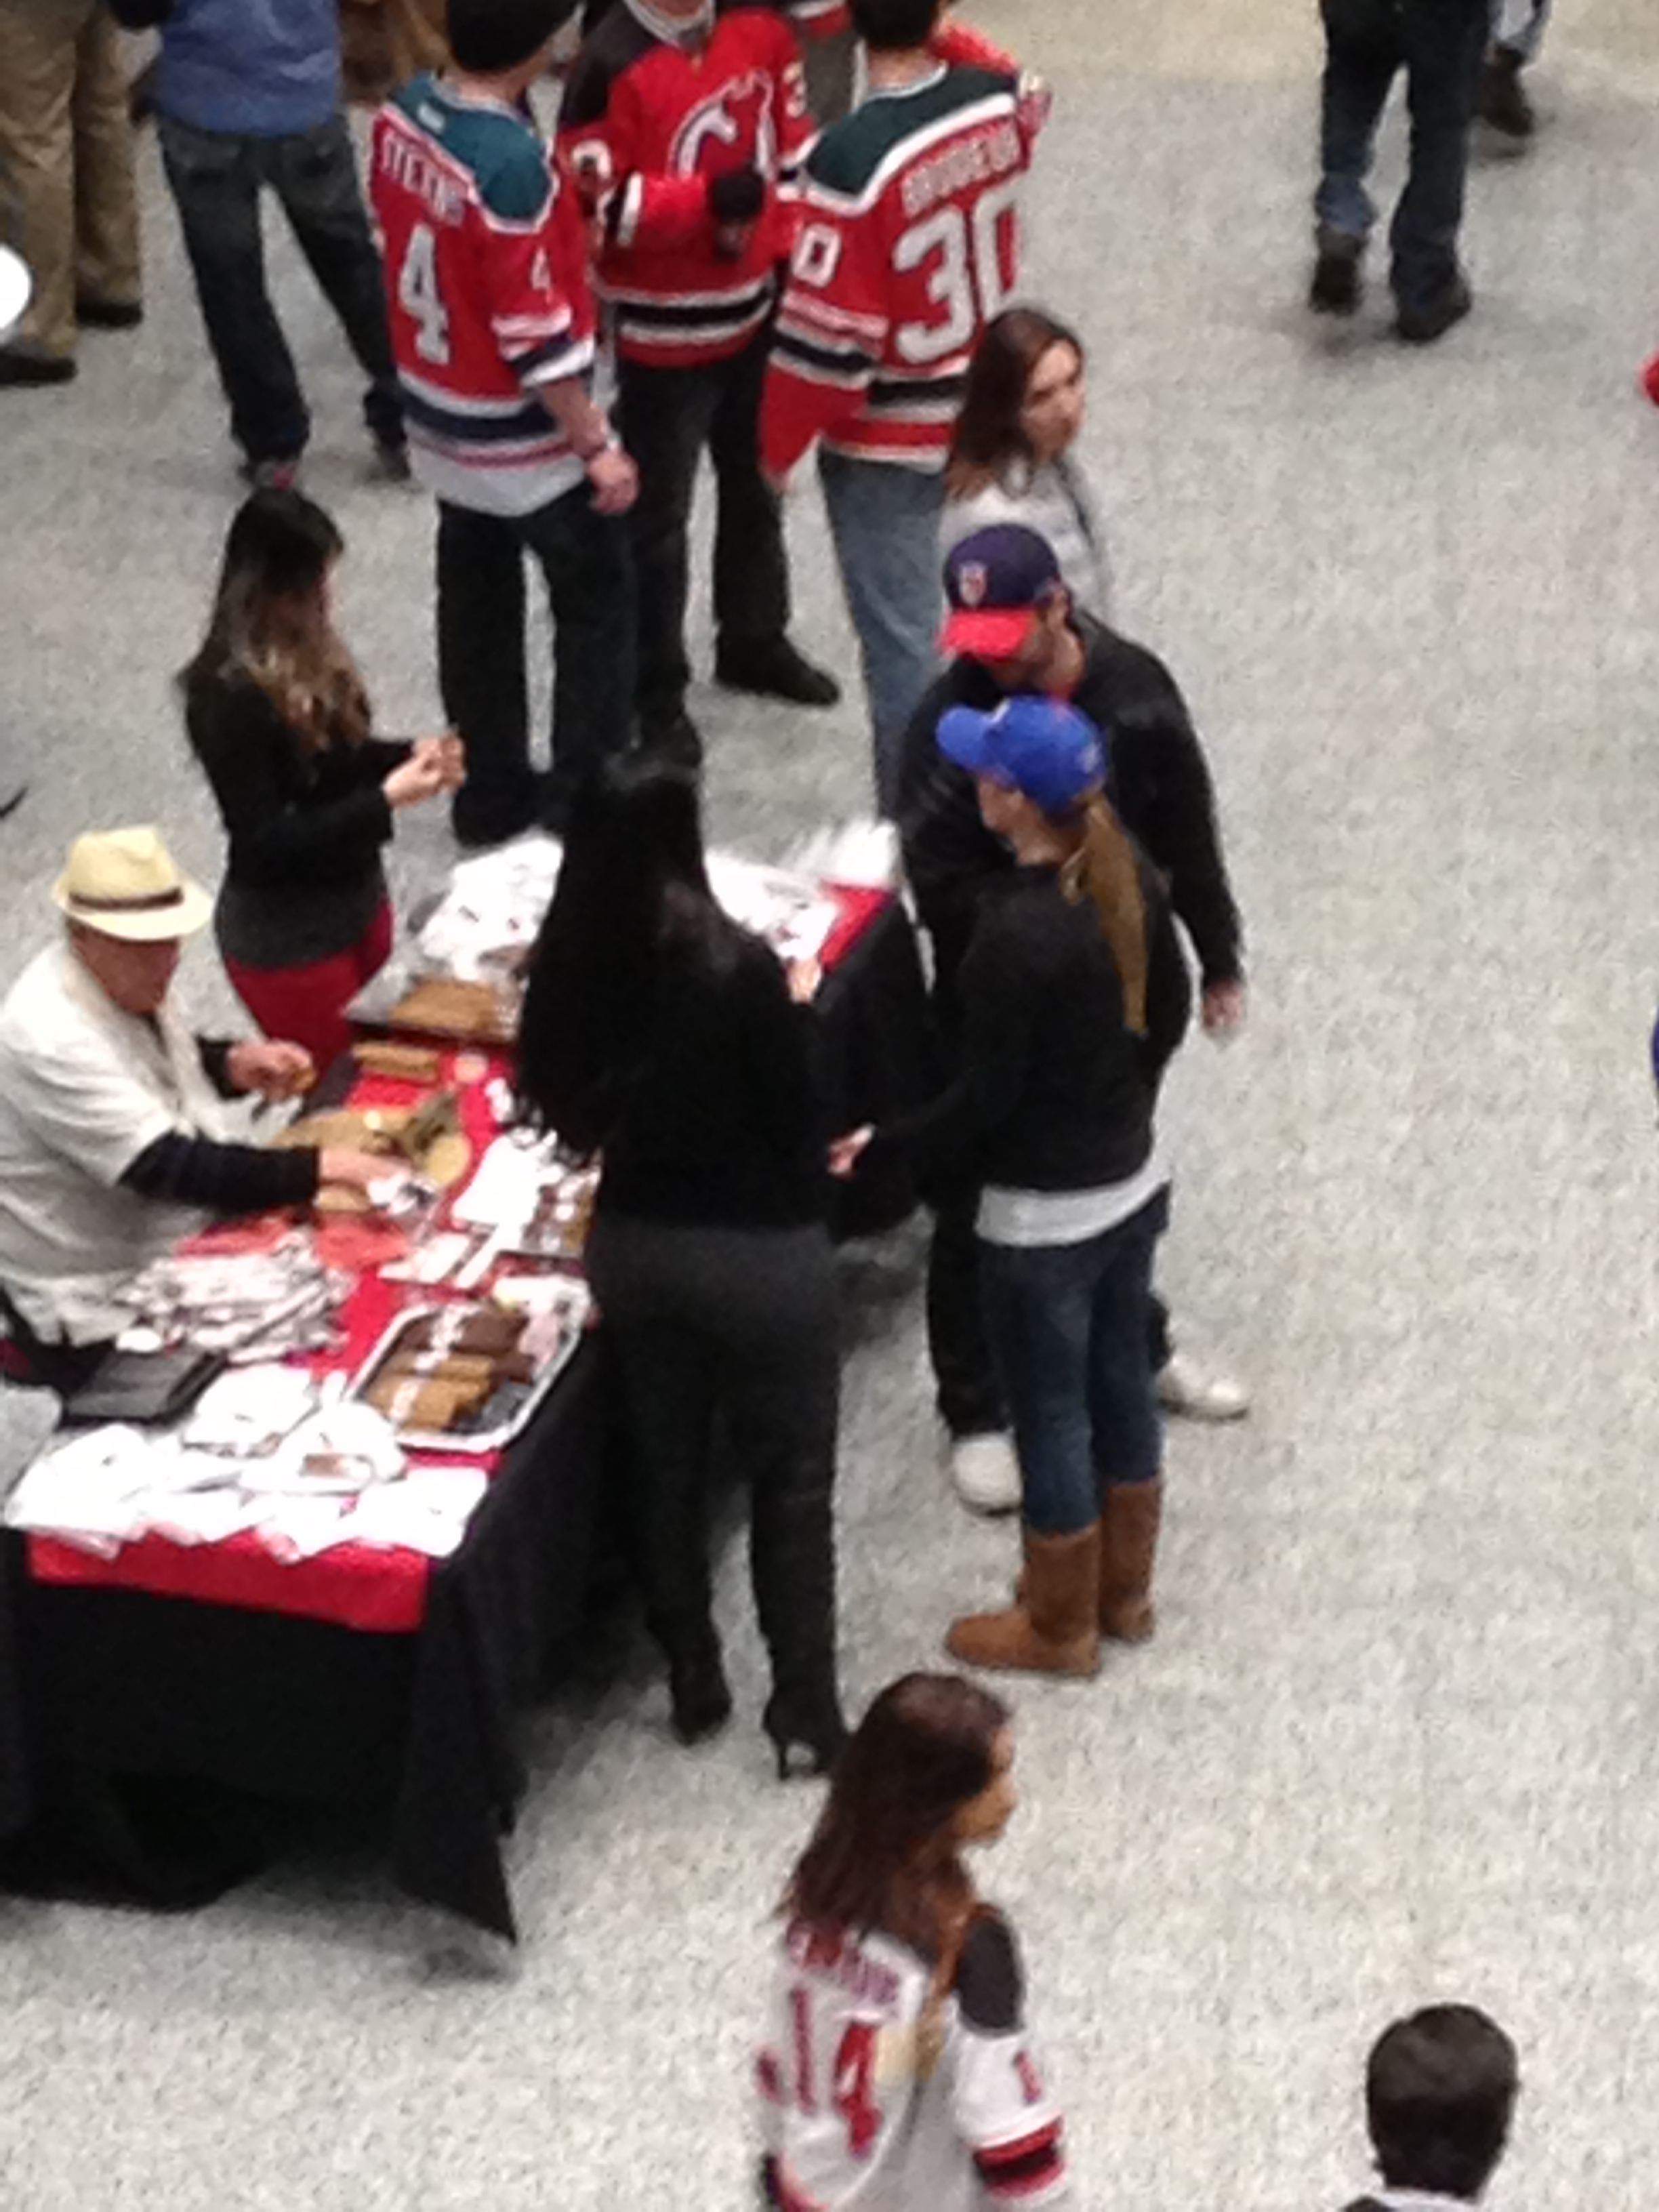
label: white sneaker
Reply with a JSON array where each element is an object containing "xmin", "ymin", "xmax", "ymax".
[
  {"xmin": 949, "ymin": 1431, "xmax": 1023, "ymax": 1515},
  {"xmin": 1157, "ymin": 1351, "xmax": 1250, "ymax": 1423}
]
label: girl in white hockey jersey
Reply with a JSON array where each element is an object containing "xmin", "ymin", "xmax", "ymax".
[{"xmin": 757, "ymin": 1673, "xmax": 1071, "ymax": 2210}]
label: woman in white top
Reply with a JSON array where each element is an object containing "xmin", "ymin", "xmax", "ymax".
[
  {"xmin": 758, "ymin": 1672, "xmax": 1071, "ymax": 2212},
  {"xmin": 941, "ymin": 309, "xmax": 1107, "ymax": 617}
]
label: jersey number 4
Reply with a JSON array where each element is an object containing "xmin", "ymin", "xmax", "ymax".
[
  {"xmin": 397, "ymin": 224, "xmax": 451, "ymax": 367},
  {"xmin": 893, "ymin": 181, "xmax": 1019, "ymax": 365},
  {"xmin": 784, "ymin": 1987, "xmax": 881, "ymax": 2161}
]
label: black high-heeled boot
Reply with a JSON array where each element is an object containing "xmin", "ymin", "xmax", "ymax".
[
  {"xmin": 762, "ymin": 1692, "xmax": 847, "ymax": 1781},
  {"xmin": 668, "ymin": 1652, "xmax": 733, "ymax": 1746}
]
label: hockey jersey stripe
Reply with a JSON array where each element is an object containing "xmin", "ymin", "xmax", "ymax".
[
  {"xmin": 606, "ymin": 277, "xmax": 775, "ymax": 321},
  {"xmin": 400, "ymin": 387, "xmax": 568, "ymax": 447}
]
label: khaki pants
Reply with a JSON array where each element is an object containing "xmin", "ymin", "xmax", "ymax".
[{"xmin": 0, "ymin": 0, "xmax": 140, "ymax": 360}]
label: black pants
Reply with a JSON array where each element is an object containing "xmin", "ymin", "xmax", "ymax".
[
  {"xmin": 585, "ymin": 1214, "xmax": 840, "ymax": 1712},
  {"xmin": 435, "ymin": 484, "xmax": 637, "ymax": 845},
  {"xmin": 926, "ymin": 1184, "xmax": 1172, "ymax": 1440},
  {"xmin": 157, "ymin": 112, "xmax": 402, "ymax": 467},
  {"xmin": 1316, "ymin": 0, "xmax": 1488, "ymax": 312},
  {"xmin": 615, "ymin": 329, "xmax": 790, "ymax": 733}
]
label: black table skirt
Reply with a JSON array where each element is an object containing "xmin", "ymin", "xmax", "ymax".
[{"xmin": 0, "ymin": 899, "xmax": 937, "ymax": 1940}]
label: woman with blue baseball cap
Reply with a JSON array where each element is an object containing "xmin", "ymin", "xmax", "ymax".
[{"xmin": 832, "ymin": 694, "xmax": 1191, "ymax": 1677}]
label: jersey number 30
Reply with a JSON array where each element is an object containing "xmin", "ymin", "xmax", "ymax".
[
  {"xmin": 398, "ymin": 223, "xmax": 451, "ymax": 367},
  {"xmin": 783, "ymin": 1987, "xmax": 881, "ymax": 2161},
  {"xmin": 893, "ymin": 182, "xmax": 1019, "ymax": 365}
]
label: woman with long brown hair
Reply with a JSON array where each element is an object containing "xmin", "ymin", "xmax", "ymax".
[
  {"xmin": 943, "ymin": 307, "xmax": 1107, "ymax": 617},
  {"xmin": 758, "ymin": 1673, "xmax": 1070, "ymax": 2210},
  {"xmin": 835, "ymin": 695, "xmax": 1190, "ymax": 1679},
  {"xmin": 182, "ymin": 489, "xmax": 462, "ymax": 1067}
]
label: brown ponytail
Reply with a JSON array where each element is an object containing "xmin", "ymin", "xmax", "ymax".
[{"xmin": 1059, "ymin": 796, "xmax": 1149, "ymax": 1034}]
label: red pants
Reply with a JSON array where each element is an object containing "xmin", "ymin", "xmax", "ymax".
[{"xmin": 223, "ymin": 900, "xmax": 394, "ymax": 1071}]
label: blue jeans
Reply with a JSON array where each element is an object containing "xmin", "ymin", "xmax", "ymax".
[
  {"xmin": 1315, "ymin": 0, "xmax": 1489, "ymax": 313},
  {"xmin": 157, "ymin": 112, "xmax": 402, "ymax": 466},
  {"xmin": 1492, "ymin": 0, "xmax": 1550, "ymax": 61},
  {"xmin": 817, "ymin": 448, "xmax": 944, "ymax": 817},
  {"xmin": 979, "ymin": 1191, "xmax": 1169, "ymax": 1538}
]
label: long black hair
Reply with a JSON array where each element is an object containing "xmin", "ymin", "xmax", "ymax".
[
  {"xmin": 180, "ymin": 489, "xmax": 369, "ymax": 751},
  {"xmin": 516, "ymin": 754, "xmax": 738, "ymax": 1154}
]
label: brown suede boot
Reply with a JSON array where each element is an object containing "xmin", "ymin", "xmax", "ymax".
[
  {"xmin": 947, "ymin": 1525, "xmax": 1101, "ymax": 1677},
  {"xmin": 1099, "ymin": 1479, "xmax": 1162, "ymax": 1641}
]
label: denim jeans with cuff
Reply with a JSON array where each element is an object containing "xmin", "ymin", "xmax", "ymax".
[{"xmin": 979, "ymin": 1189, "xmax": 1169, "ymax": 1538}]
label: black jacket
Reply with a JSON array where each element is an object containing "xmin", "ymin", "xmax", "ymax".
[
  {"xmin": 896, "ymin": 615, "xmax": 1243, "ymax": 993},
  {"xmin": 868, "ymin": 857, "xmax": 1191, "ymax": 1195}
]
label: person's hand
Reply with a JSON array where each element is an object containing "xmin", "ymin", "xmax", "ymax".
[
  {"xmin": 227, "ymin": 1040, "xmax": 314, "ymax": 1099},
  {"xmin": 1201, "ymin": 979, "xmax": 1246, "ymax": 1037},
  {"xmin": 827, "ymin": 1126, "xmax": 874, "ymax": 1180},
  {"xmin": 318, "ymin": 1147, "xmax": 393, "ymax": 1193},
  {"xmin": 434, "ymin": 733, "xmax": 466, "ymax": 792},
  {"xmin": 384, "ymin": 746, "xmax": 449, "ymax": 810},
  {"xmin": 787, "ymin": 956, "xmax": 822, "ymax": 1006},
  {"xmin": 587, "ymin": 445, "xmax": 638, "ymax": 515}
]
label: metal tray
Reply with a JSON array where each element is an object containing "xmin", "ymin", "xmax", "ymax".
[{"xmin": 346, "ymin": 1288, "xmax": 590, "ymax": 1458}]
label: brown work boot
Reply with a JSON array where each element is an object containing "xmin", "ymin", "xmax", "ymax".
[
  {"xmin": 1479, "ymin": 45, "xmax": 1535, "ymax": 140},
  {"xmin": 947, "ymin": 1525, "xmax": 1101, "ymax": 1678},
  {"xmin": 1099, "ymin": 1479, "xmax": 1162, "ymax": 1642}
]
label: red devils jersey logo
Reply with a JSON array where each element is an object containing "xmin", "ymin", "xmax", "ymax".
[{"xmin": 670, "ymin": 69, "xmax": 777, "ymax": 178}]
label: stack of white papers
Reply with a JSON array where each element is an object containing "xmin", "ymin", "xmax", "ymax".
[{"xmin": 182, "ymin": 1364, "xmax": 316, "ymax": 1456}]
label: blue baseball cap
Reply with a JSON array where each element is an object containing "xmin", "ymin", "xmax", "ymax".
[
  {"xmin": 937, "ymin": 695, "xmax": 1107, "ymax": 814},
  {"xmin": 939, "ymin": 525, "xmax": 1066, "ymax": 659}
]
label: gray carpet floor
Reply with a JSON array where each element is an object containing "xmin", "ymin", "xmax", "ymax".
[{"xmin": 4, "ymin": 1, "xmax": 1659, "ymax": 2204}]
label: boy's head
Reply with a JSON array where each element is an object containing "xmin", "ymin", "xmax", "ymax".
[
  {"xmin": 1367, "ymin": 2006, "xmax": 1519, "ymax": 2201},
  {"xmin": 848, "ymin": 0, "xmax": 947, "ymax": 54}
]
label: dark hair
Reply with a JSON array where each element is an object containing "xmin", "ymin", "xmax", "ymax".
[
  {"xmin": 182, "ymin": 489, "xmax": 368, "ymax": 752},
  {"xmin": 447, "ymin": 0, "xmax": 575, "ymax": 73},
  {"xmin": 946, "ymin": 307, "xmax": 1084, "ymax": 500},
  {"xmin": 783, "ymin": 1674, "xmax": 1010, "ymax": 1957},
  {"xmin": 516, "ymin": 754, "xmax": 735, "ymax": 1155},
  {"xmin": 1367, "ymin": 2005, "xmax": 1519, "ymax": 2198},
  {"xmin": 848, "ymin": 0, "xmax": 943, "ymax": 53}
]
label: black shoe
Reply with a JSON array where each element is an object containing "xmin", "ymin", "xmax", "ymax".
[
  {"xmin": 715, "ymin": 637, "xmax": 841, "ymax": 709},
  {"xmin": 0, "ymin": 350, "xmax": 75, "ymax": 388},
  {"xmin": 640, "ymin": 708, "xmax": 703, "ymax": 770},
  {"xmin": 1396, "ymin": 276, "xmax": 1473, "ymax": 346},
  {"xmin": 371, "ymin": 435, "xmax": 412, "ymax": 483},
  {"xmin": 669, "ymin": 1654, "xmax": 734, "ymax": 1746},
  {"xmin": 76, "ymin": 298, "xmax": 143, "ymax": 331},
  {"xmin": 1308, "ymin": 226, "xmax": 1364, "ymax": 316},
  {"xmin": 762, "ymin": 1690, "xmax": 848, "ymax": 1782},
  {"xmin": 1479, "ymin": 47, "xmax": 1535, "ymax": 139}
]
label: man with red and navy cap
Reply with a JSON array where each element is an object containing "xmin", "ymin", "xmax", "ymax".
[{"xmin": 898, "ymin": 525, "xmax": 1246, "ymax": 1510}]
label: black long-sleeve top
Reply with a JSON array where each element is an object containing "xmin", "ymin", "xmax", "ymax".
[
  {"xmin": 596, "ymin": 930, "xmax": 827, "ymax": 1230},
  {"xmin": 896, "ymin": 615, "xmax": 1243, "ymax": 996},
  {"xmin": 184, "ymin": 668, "xmax": 411, "ymax": 968},
  {"xmin": 867, "ymin": 859, "xmax": 1191, "ymax": 1194},
  {"xmin": 117, "ymin": 1033, "xmax": 321, "ymax": 1214}
]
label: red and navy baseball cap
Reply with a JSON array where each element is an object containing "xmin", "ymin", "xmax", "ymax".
[
  {"xmin": 939, "ymin": 525, "xmax": 1066, "ymax": 659},
  {"xmin": 937, "ymin": 695, "xmax": 1107, "ymax": 814}
]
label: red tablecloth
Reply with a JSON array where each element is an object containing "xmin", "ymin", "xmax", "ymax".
[{"xmin": 28, "ymin": 886, "xmax": 896, "ymax": 1634}]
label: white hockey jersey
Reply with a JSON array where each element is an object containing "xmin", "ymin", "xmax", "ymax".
[{"xmin": 756, "ymin": 1910, "xmax": 1070, "ymax": 2210}]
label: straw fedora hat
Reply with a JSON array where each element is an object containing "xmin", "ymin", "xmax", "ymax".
[{"xmin": 52, "ymin": 827, "xmax": 212, "ymax": 943}]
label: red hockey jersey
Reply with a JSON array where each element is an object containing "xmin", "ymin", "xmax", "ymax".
[
  {"xmin": 761, "ymin": 58, "xmax": 1044, "ymax": 475},
  {"xmin": 371, "ymin": 75, "xmax": 598, "ymax": 517},
  {"xmin": 559, "ymin": 0, "xmax": 815, "ymax": 370}
]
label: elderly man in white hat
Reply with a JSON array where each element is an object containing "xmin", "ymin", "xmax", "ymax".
[{"xmin": 0, "ymin": 826, "xmax": 385, "ymax": 1391}]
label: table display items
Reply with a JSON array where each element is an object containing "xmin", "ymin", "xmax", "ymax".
[{"xmin": 352, "ymin": 1282, "xmax": 590, "ymax": 1452}]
